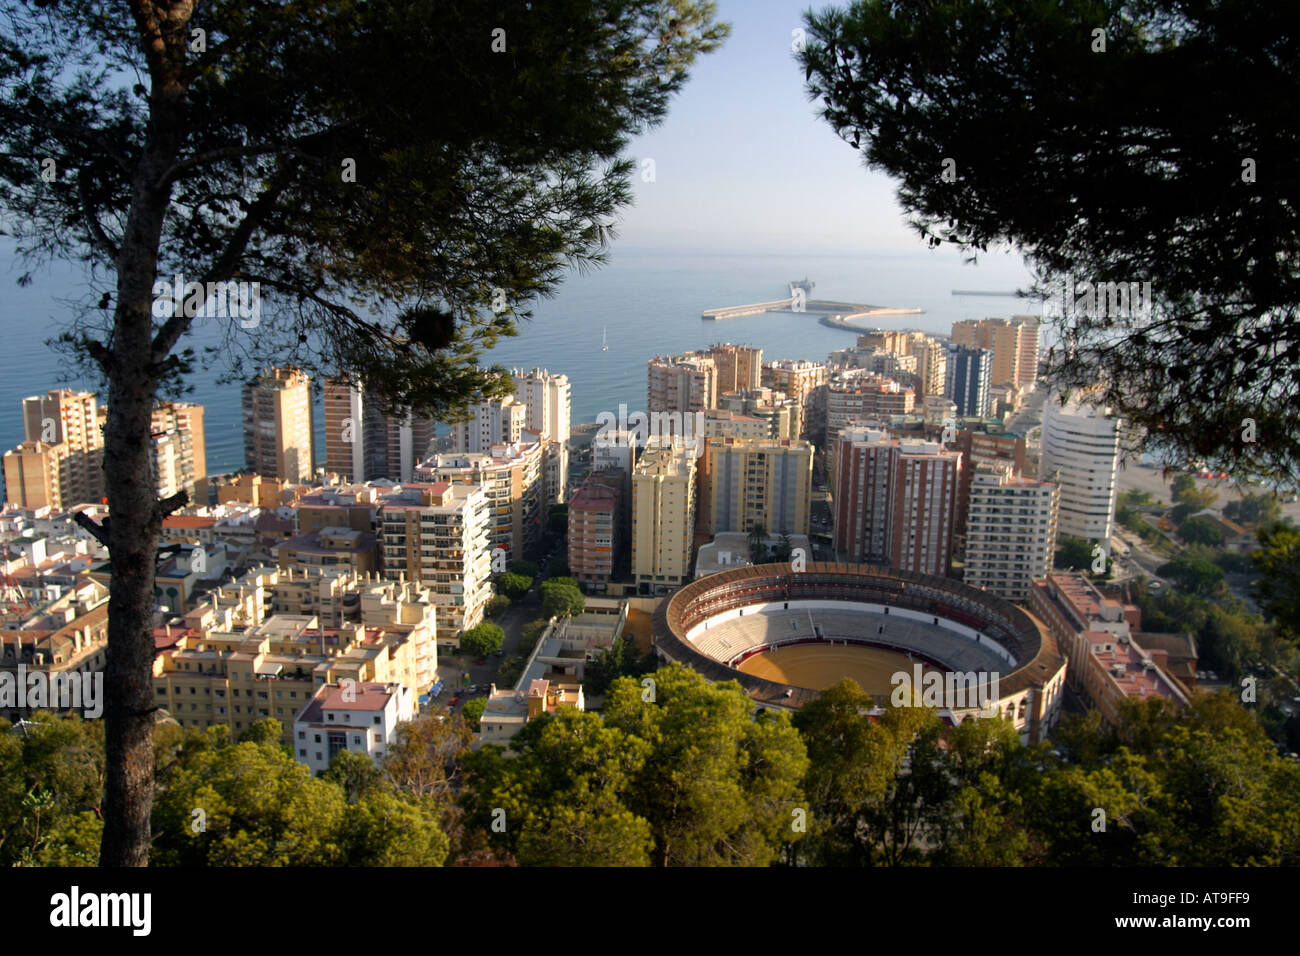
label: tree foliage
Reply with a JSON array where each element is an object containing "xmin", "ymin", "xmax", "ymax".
[
  {"xmin": 539, "ymin": 578, "xmax": 585, "ymax": 619},
  {"xmin": 495, "ymin": 572, "xmax": 533, "ymax": 600},
  {"xmin": 602, "ymin": 663, "xmax": 809, "ymax": 866},
  {"xmin": 460, "ymin": 621, "xmax": 505, "ymax": 658},
  {"xmin": 1177, "ymin": 515, "xmax": 1225, "ymax": 547},
  {"xmin": 1158, "ymin": 555, "xmax": 1227, "ymax": 596},
  {"xmin": 0, "ymin": 713, "xmax": 104, "ymax": 867},
  {"xmin": 1224, "ymin": 492, "xmax": 1283, "ymax": 526},
  {"xmin": 1253, "ymin": 522, "xmax": 1300, "ymax": 642},
  {"xmin": 799, "ymin": 0, "xmax": 1300, "ymax": 484},
  {"xmin": 1054, "ymin": 535, "xmax": 1095, "ymax": 572}
]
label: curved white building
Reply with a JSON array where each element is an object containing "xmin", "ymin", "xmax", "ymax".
[{"xmin": 1039, "ymin": 397, "xmax": 1121, "ymax": 542}]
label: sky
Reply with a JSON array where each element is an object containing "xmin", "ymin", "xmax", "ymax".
[{"xmin": 616, "ymin": 0, "xmax": 1023, "ymax": 267}]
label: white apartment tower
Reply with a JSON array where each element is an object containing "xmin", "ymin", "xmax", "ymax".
[
  {"xmin": 379, "ymin": 482, "xmax": 493, "ymax": 641},
  {"xmin": 513, "ymin": 368, "xmax": 571, "ymax": 507},
  {"xmin": 452, "ymin": 395, "xmax": 526, "ymax": 454},
  {"xmin": 1038, "ymin": 397, "xmax": 1122, "ymax": 543}
]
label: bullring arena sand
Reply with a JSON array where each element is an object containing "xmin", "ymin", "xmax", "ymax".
[{"xmin": 735, "ymin": 643, "xmax": 942, "ymax": 695}]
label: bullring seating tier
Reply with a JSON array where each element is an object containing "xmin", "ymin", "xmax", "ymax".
[{"xmin": 692, "ymin": 608, "xmax": 1007, "ymax": 674}]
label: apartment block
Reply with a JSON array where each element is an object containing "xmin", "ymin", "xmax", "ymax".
[
  {"xmin": 647, "ymin": 352, "xmax": 718, "ymax": 416},
  {"xmin": 761, "ymin": 359, "xmax": 827, "ymax": 439},
  {"xmin": 451, "ymin": 394, "xmax": 526, "ymax": 453},
  {"xmin": 698, "ymin": 437, "xmax": 812, "ymax": 537},
  {"xmin": 4, "ymin": 389, "xmax": 105, "ymax": 509},
  {"xmin": 825, "ymin": 372, "xmax": 915, "ymax": 444},
  {"xmin": 567, "ymin": 472, "xmax": 623, "ymax": 589},
  {"xmin": 0, "ymin": 603, "xmax": 109, "ymax": 724},
  {"xmin": 292, "ymin": 485, "xmax": 378, "ymax": 535},
  {"xmin": 415, "ymin": 437, "xmax": 544, "ymax": 562},
  {"xmin": 1028, "ymin": 572, "xmax": 1194, "ymax": 728},
  {"xmin": 293, "ymin": 681, "xmax": 414, "ymax": 773},
  {"xmin": 242, "ymin": 367, "xmax": 314, "ymax": 483},
  {"xmin": 706, "ymin": 343, "xmax": 763, "ymax": 393},
  {"xmin": 378, "ymin": 482, "xmax": 492, "ymax": 641},
  {"xmin": 322, "ymin": 379, "xmax": 435, "ymax": 483},
  {"xmin": 273, "ymin": 527, "xmax": 380, "ymax": 577},
  {"xmin": 631, "ymin": 441, "xmax": 698, "ymax": 594},
  {"xmin": 833, "ymin": 426, "xmax": 960, "ymax": 575},
  {"xmin": 946, "ymin": 346, "xmax": 993, "ymax": 418},
  {"xmin": 1039, "ymin": 397, "xmax": 1122, "ymax": 543},
  {"xmin": 153, "ymin": 595, "xmax": 435, "ymax": 745},
  {"xmin": 717, "ymin": 387, "xmax": 797, "ymax": 439},
  {"xmin": 702, "ymin": 409, "xmax": 771, "ymax": 442},
  {"xmin": 963, "ymin": 464, "xmax": 1059, "ymax": 602},
  {"xmin": 513, "ymin": 368, "xmax": 572, "ymax": 506},
  {"xmin": 951, "ymin": 316, "xmax": 1040, "ymax": 389}
]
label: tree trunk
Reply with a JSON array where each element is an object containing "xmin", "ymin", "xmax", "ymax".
[
  {"xmin": 98, "ymin": 122, "xmax": 181, "ymax": 865},
  {"xmin": 99, "ymin": 366, "xmax": 162, "ymax": 867}
]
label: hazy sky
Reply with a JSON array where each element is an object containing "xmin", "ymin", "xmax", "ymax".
[{"xmin": 618, "ymin": 0, "xmax": 1026, "ymax": 272}]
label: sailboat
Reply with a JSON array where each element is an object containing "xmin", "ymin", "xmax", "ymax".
[{"xmin": 601, "ymin": 326, "xmax": 609, "ymax": 351}]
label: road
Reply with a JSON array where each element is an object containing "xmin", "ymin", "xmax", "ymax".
[{"xmin": 433, "ymin": 586, "xmax": 542, "ymax": 711}]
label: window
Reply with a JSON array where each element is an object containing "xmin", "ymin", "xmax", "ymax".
[
  {"xmin": 298, "ymin": 731, "xmax": 305, "ymax": 740},
  {"xmin": 373, "ymin": 716, "xmax": 381, "ymax": 725},
  {"xmin": 298, "ymin": 749, "xmax": 306, "ymax": 757}
]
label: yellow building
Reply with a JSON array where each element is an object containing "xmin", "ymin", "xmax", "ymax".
[
  {"xmin": 153, "ymin": 580, "xmax": 437, "ymax": 745},
  {"xmin": 631, "ymin": 441, "xmax": 698, "ymax": 595},
  {"xmin": 698, "ymin": 437, "xmax": 812, "ymax": 537},
  {"xmin": 242, "ymin": 367, "xmax": 315, "ymax": 483}
]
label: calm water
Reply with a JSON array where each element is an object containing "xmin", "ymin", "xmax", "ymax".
[{"xmin": 0, "ymin": 246, "xmax": 1037, "ymax": 477}]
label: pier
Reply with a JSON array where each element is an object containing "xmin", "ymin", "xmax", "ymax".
[{"xmin": 703, "ymin": 287, "xmax": 922, "ymax": 323}]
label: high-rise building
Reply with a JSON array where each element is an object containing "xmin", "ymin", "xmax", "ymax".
[
  {"xmin": 242, "ymin": 368, "xmax": 314, "ymax": 483},
  {"xmin": 854, "ymin": 331, "xmax": 948, "ymax": 397},
  {"xmin": 832, "ymin": 426, "xmax": 960, "ymax": 575},
  {"xmin": 4, "ymin": 389, "xmax": 104, "ymax": 508},
  {"xmin": 698, "ymin": 437, "xmax": 812, "ymax": 537},
  {"xmin": 451, "ymin": 395, "xmax": 526, "ymax": 454},
  {"xmin": 1039, "ymin": 397, "xmax": 1122, "ymax": 543},
  {"xmin": 513, "ymin": 368, "xmax": 571, "ymax": 507},
  {"xmin": 3, "ymin": 441, "xmax": 71, "ymax": 510},
  {"xmin": 379, "ymin": 481, "xmax": 492, "ymax": 639},
  {"xmin": 702, "ymin": 410, "xmax": 771, "ymax": 441},
  {"xmin": 707, "ymin": 343, "xmax": 763, "ymax": 393},
  {"xmin": 647, "ymin": 353, "xmax": 717, "ymax": 416},
  {"xmin": 761, "ymin": 359, "xmax": 827, "ymax": 439},
  {"xmin": 568, "ymin": 472, "xmax": 623, "ymax": 589},
  {"xmin": 717, "ymin": 388, "xmax": 797, "ymax": 440},
  {"xmin": 322, "ymin": 379, "xmax": 435, "ymax": 483},
  {"xmin": 963, "ymin": 464, "xmax": 1059, "ymax": 602},
  {"xmin": 631, "ymin": 441, "xmax": 698, "ymax": 594},
  {"xmin": 512, "ymin": 368, "xmax": 571, "ymax": 444},
  {"xmin": 951, "ymin": 317, "xmax": 1040, "ymax": 389},
  {"xmin": 946, "ymin": 346, "xmax": 992, "ymax": 418},
  {"xmin": 415, "ymin": 437, "xmax": 545, "ymax": 562},
  {"xmin": 151, "ymin": 401, "xmax": 206, "ymax": 501},
  {"xmin": 824, "ymin": 372, "xmax": 915, "ymax": 444}
]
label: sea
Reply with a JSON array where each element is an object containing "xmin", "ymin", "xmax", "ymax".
[{"xmin": 0, "ymin": 245, "xmax": 1040, "ymax": 478}]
